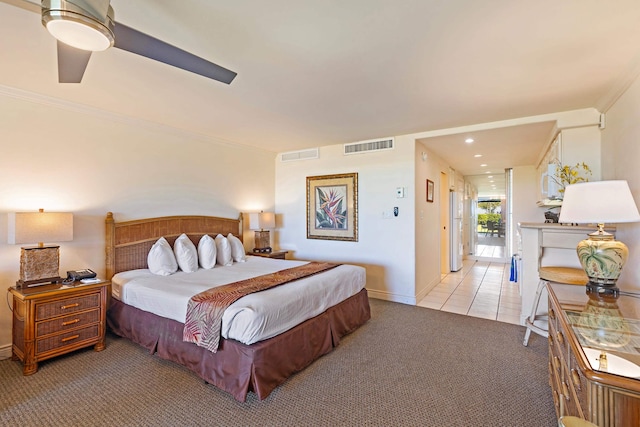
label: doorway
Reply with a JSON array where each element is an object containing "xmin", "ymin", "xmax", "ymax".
[
  {"xmin": 439, "ymin": 171, "xmax": 449, "ymax": 275},
  {"xmin": 465, "ymin": 169, "xmax": 511, "ymax": 263}
]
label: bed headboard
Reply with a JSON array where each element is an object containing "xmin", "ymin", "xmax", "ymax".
[{"xmin": 105, "ymin": 212, "xmax": 242, "ymax": 280}]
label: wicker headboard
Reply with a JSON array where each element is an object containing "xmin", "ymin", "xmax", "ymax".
[{"xmin": 105, "ymin": 212, "xmax": 242, "ymax": 280}]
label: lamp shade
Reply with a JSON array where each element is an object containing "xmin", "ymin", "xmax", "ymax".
[
  {"xmin": 248, "ymin": 212, "xmax": 276, "ymax": 230},
  {"xmin": 558, "ymin": 181, "xmax": 640, "ymax": 224},
  {"xmin": 8, "ymin": 210, "xmax": 73, "ymax": 246}
]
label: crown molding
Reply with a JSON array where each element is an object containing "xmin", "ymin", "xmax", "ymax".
[{"xmin": 596, "ymin": 52, "xmax": 640, "ymax": 114}]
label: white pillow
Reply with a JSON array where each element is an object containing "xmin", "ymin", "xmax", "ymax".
[
  {"xmin": 227, "ymin": 233, "xmax": 246, "ymax": 262},
  {"xmin": 215, "ymin": 234, "xmax": 233, "ymax": 266},
  {"xmin": 198, "ymin": 234, "xmax": 217, "ymax": 269},
  {"xmin": 147, "ymin": 237, "xmax": 178, "ymax": 276},
  {"xmin": 173, "ymin": 233, "xmax": 198, "ymax": 273}
]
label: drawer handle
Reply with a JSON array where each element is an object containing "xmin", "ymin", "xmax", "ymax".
[
  {"xmin": 62, "ymin": 318, "xmax": 80, "ymax": 326},
  {"xmin": 571, "ymin": 369, "xmax": 581, "ymax": 387},
  {"xmin": 61, "ymin": 303, "xmax": 80, "ymax": 310},
  {"xmin": 556, "ymin": 331, "xmax": 564, "ymax": 345},
  {"xmin": 61, "ymin": 334, "xmax": 79, "ymax": 343}
]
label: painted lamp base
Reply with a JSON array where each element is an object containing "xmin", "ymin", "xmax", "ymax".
[{"xmin": 577, "ymin": 237, "xmax": 628, "ymax": 292}]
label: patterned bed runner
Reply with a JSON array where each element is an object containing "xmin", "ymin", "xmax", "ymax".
[{"xmin": 183, "ymin": 262, "xmax": 339, "ymax": 352}]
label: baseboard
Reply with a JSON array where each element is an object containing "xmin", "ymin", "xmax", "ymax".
[
  {"xmin": 415, "ymin": 276, "xmax": 441, "ymax": 303},
  {"xmin": 0, "ymin": 343, "xmax": 12, "ymax": 360},
  {"xmin": 366, "ymin": 289, "xmax": 416, "ymax": 305}
]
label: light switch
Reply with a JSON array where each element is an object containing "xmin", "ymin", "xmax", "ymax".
[{"xmin": 396, "ymin": 187, "xmax": 405, "ymax": 198}]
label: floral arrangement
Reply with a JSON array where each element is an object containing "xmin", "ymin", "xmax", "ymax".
[
  {"xmin": 552, "ymin": 161, "xmax": 592, "ymax": 195},
  {"xmin": 316, "ymin": 187, "xmax": 347, "ymax": 229}
]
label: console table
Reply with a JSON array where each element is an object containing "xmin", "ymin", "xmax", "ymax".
[
  {"xmin": 518, "ymin": 223, "xmax": 614, "ymax": 326},
  {"xmin": 548, "ymin": 283, "xmax": 640, "ymax": 426}
]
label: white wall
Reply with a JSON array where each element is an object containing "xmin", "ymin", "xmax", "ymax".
[
  {"xmin": 414, "ymin": 142, "xmax": 450, "ymax": 301},
  {"xmin": 275, "ymin": 137, "xmax": 417, "ymax": 304},
  {"xmin": 512, "ymin": 165, "xmax": 543, "ymax": 238},
  {"xmin": 601, "ymin": 72, "xmax": 640, "ymax": 290},
  {"xmin": 0, "ymin": 92, "xmax": 276, "ymax": 356}
]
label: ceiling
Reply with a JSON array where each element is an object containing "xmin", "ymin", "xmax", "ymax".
[
  {"xmin": 418, "ymin": 121, "xmax": 556, "ymax": 197},
  {"xmin": 2, "ymin": 0, "xmax": 640, "ymax": 193}
]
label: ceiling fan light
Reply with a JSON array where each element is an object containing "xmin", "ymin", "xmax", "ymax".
[
  {"xmin": 45, "ymin": 18, "xmax": 113, "ymax": 51},
  {"xmin": 42, "ymin": 1, "xmax": 115, "ymax": 52}
]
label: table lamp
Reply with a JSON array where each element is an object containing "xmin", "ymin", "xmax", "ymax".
[
  {"xmin": 558, "ymin": 180, "xmax": 640, "ymax": 295},
  {"xmin": 8, "ymin": 209, "xmax": 73, "ymax": 288},
  {"xmin": 249, "ymin": 211, "xmax": 276, "ymax": 253}
]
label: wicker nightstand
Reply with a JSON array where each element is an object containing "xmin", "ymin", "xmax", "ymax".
[
  {"xmin": 248, "ymin": 250, "xmax": 288, "ymax": 260},
  {"xmin": 8, "ymin": 280, "xmax": 110, "ymax": 375}
]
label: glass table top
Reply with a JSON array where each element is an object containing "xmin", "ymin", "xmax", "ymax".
[{"xmin": 552, "ymin": 283, "xmax": 640, "ymax": 379}]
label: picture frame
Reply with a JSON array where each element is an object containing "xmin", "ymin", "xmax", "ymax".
[
  {"xmin": 306, "ymin": 173, "xmax": 358, "ymax": 241},
  {"xmin": 426, "ymin": 179, "xmax": 434, "ymax": 203}
]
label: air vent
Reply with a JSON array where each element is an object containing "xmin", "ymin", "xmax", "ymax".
[
  {"xmin": 344, "ymin": 138, "xmax": 394, "ymax": 155},
  {"xmin": 280, "ymin": 148, "xmax": 319, "ymax": 162}
]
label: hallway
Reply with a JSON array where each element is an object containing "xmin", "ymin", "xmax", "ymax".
[
  {"xmin": 417, "ymin": 259, "xmax": 521, "ymax": 325},
  {"xmin": 473, "ymin": 233, "xmax": 506, "ymax": 259}
]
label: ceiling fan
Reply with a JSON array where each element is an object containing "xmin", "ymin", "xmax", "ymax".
[{"xmin": 2, "ymin": 0, "xmax": 237, "ymax": 84}]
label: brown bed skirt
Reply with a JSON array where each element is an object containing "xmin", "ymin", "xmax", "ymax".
[{"xmin": 107, "ymin": 288, "xmax": 370, "ymax": 402}]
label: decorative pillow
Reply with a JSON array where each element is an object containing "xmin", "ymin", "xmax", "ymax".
[
  {"xmin": 173, "ymin": 233, "xmax": 198, "ymax": 273},
  {"xmin": 147, "ymin": 237, "xmax": 178, "ymax": 276},
  {"xmin": 227, "ymin": 233, "xmax": 246, "ymax": 262},
  {"xmin": 215, "ymin": 234, "xmax": 233, "ymax": 266},
  {"xmin": 198, "ymin": 234, "xmax": 217, "ymax": 269}
]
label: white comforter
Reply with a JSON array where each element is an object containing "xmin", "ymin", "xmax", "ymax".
[{"xmin": 111, "ymin": 256, "xmax": 366, "ymax": 345}]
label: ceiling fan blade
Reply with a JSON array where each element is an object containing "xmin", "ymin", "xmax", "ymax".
[
  {"xmin": 113, "ymin": 23, "xmax": 237, "ymax": 85},
  {"xmin": 0, "ymin": 0, "xmax": 40, "ymax": 13},
  {"xmin": 57, "ymin": 40, "xmax": 92, "ymax": 83}
]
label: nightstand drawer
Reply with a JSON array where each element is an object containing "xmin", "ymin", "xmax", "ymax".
[
  {"xmin": 36, "ymin": 309, "xmax": 100, "ymax": 337},
  {"xmin": 10, "ymin": 280, "xmax": 109, "ymax": 375},
  {"xmin": 35, "ymin": 293, "xmax": 100, "ymax": 321},
  {"xmin": 36, "ymin": 325, "xmax": 99, "ymax": 355}
]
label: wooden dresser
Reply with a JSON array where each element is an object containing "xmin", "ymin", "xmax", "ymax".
[
  {"xmin": 9, "ymin": 280, "xmax": 110, "ymax": 375},
  {"xmin": 548, "ymin": 283, "xmax": 640, "ymax": 426}
]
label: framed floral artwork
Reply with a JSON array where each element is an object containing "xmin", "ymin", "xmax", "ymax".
[{"xmin": 306, "ymin": 173, "xmax": 358, "ymax": 241}]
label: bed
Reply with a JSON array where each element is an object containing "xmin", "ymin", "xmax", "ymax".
[{"xmin": 104, "ymin": 212, "xmax": 370, "ymax": 401}]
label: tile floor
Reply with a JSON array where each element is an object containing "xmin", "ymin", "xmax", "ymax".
[
  {"xmin": 417, "ymin": 258, "xmax": 521, "ymax": 325},
  {"xmin": 474, "ymin": 241, "xmax": 507, "ymax": 259},
  {"xmin": 473, "ymin": 234, "xmax": 507, "ymax": 259}
]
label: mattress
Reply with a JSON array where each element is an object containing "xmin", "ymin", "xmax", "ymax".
[{"xmin": 111, "ymin": 255, "xmax": 366, "ymax": 345}]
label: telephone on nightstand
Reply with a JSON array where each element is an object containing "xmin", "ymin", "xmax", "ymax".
[{"xmin": 66, "ymin": 269, "xmax": 97, "ymax": 281}]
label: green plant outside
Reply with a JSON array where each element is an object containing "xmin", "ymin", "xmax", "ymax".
[{"xmin": 477, "ymin": 213, "xmax": 501, "ymax": 227}]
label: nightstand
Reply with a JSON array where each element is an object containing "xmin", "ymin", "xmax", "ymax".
[
  {"xmin": 8, "ymin": 280, "xmax": 110, "ymax": 375},
  {"xmin": 249, "ymin": 250, "xmax": 289, "ymax": 260}
]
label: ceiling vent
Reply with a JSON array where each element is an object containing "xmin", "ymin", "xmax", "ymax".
[
  {"xmin": 344, "ymin": 138, "xmax": 394, "ymax": 155},
  {"xmin": 280, "ymin": 148, "xmax": 319, "ymax": 162}
]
